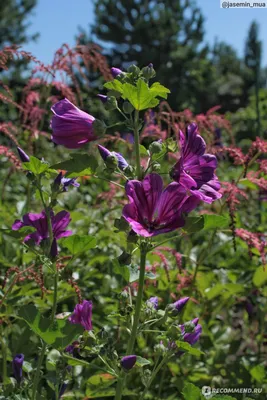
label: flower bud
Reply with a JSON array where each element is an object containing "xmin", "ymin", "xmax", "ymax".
[
  {"xmin": 105, "ymin": 96, "xmax": 118, "ymax": 111},
  {"xmin": 146, "ymin": 296, "xmax": 158, "ymax": 310},
  {"xmin": 152, "ymin": 162, "xmax": 161, "ymax": 172},
  {"xmin": 121, "ymin": 355, "xmax": 137, "ymax": 371},
  {"xmin": 17, "ymin": 147, "xmax": 30, "ymax": 163},
  {"xmin": 12, "ymin": 354, "xmax": 24, "ymax": 384},
  {"xmin": 93, "ymin": 119, "xmax": 106, "ymax": 136},
  {"xmin": 105, "ymin": 154, "xmax": 119, "ymax": 169},
  {"xmin": 111, "ymin": 67, "xmax": 123, "ymax": 78},
  {"xmin": 168, "ymin": 297, "xmax": 189, "ymax": 315},
  {"xmin": 123, "ymin": 101, "xmax": 134, "ymax": 114},
  {"xmin": 142, "ymin": 64, "xmax": 156, "ymax": 80},
  {"xmin": 127, "ymin": 64, "xmax": 140, "ymax": 76},
  {"xmin": 97, "ymin": 94, "xmax": 108, "ymax": 103},
  {"xmin": 149, "ymin": 140, "xmax": 163, "ymax": 155}
]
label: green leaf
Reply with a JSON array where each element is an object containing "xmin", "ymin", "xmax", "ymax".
[
  {"xmin": 250, "ymin": 364, "xmax": 266, "ymax": 382},
  {"xmin": 135, "ymin": 356, "xmax": 151, "ymax": 367},
  {"xmin": 1, "ymin": 226, "xmax": 35, "ymax": 240},
  {"xmin": 139, "ymin": 144, "xmax": 148, "ymax": 156},
  {"xmin": 183, "ymin": 216, "xmax": 204, "ymax": 233},
  {"xmin": 150, "ymin": 82, "xmax": 170, "ymax": 99},
  {"xmin": 253, "ymin": 266, "xmax": 267, "ymax": 287},
  {"xmin": 182, "ymin": 382, "xmax": 201, "ymax": 400},
  {"xmin": 18, "ymin": 304, "xmax": 83, "ymax": 348},
  {"xmin": 175, "ymin": 340, "xmax": 204, "ymax": 356},
  {"xmin": 202, "ymin": 215, "xmax": 229, "ymax": 230},
  {"xmin": 104, "ymin": 80, "xmax": 124, "ymax": 94},
  {"xmin": 51, "ymin": 153, "xmax": 98, "ymax": 177},
  {"xmin": 61, "ymin": 234, "xmax": 96, "ymax": 255},
  {"xmin": 23, "ymin": 156, "xmax": 50, "ymax": 175}
]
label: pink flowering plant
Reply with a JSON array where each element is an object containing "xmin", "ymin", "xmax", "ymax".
[{"xmin": 1, "ymin": 60, "xmax": 267, "ymax": 400}]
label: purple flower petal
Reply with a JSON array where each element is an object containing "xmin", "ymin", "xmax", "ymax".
[
  {"xmin": 121, "ymin": 355, "xmax": 137, "ymax": 370},
  {"xmin": 51, "ymin": 98, "xmax": 96, "ymax": 149}
]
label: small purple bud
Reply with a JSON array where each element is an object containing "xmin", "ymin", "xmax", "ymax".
[
  {"xmin": 147, "ymin": 296, "xmax": 158, "ymax": 310},
  {"xmin": 184, "ymin": 324, "xmax": 202, "ymax": 345},
  {"xmin": 50, "ymin": 238, "xmax": 58, "ymax": 258},
  {"xmin": 17, "ymin": 147, "xmax": 30, "ymax": 163},
  {"xmin": 54, "ymin": 172, "xmax": 63, "ymax": 186},
  {"xmin": 173, "ymin": 297, "xmax": 189, "ymax": 312},
  {"xmin": 98, "ymin": 144, "xmax": 112, "ymax": 161},
  {"xmin": 111, "ymin": 67, "xmax": 123, "ymax": 78},
  {"xmin": 98, "ymin": 145, "xmax": 128, "ymax": 171},
  {"xmin": 148, "ymin": 63, "xmax": 153, "ymax": 68},
  {"xmin": 12, "ymin": 353, "xmax": 24, "ymax": 383},
  {"xmin": 97, "ymin": 94, "xmax": 108, "ymax": 103},
  {"xmin": 121, "ymin": 355, "xmax": 137, "ymax": 371},
  {"xmin": 59, "ymin": 382, "xmax": 67, "ymax": 398}
]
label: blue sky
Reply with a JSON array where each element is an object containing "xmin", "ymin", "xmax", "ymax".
[{"xmin": 24, "ymin": 0, "xmax": 267, "ymax": 66}]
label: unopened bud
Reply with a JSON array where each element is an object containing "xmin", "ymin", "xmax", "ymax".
[
  {"xmin": 123, "ymin": 101, "xmax": 134, "ymax": 114},
  {"xmin": 142, "ymin": 64, "xmax": 156, "ymax": 80}
]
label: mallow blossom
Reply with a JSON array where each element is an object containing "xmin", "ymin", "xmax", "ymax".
[
  {"xmin": 111, "ymin": 67, "xmax": 123, "ymax": 78},
  {"xmin": 51, "ymin": 98, "xmax": 95, "ymax": 149},
  {"xmin": 122, "ymin": 173, "xmax": 199, "ymax": 237},
  {"xmin": 12, "ymin": 210, "xmax": 72, "ymax": 255},
  {"xmin": 171, "ymin": 297, "xmax": 189, "ymax": 313},
  {"xmin": 171, "ymin": 123, "xmax": 221, "ymax": 204},
  {"xmin": 98, "ymin": 144, "xmax": 128, "ymax": 170},
  {"xmin": 69, "ymin": 300, "xmax": 93, "ymax": 331}
]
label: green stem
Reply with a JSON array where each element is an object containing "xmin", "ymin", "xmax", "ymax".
[
  {"xmin": 0, "ymin": 331, "xmax": 7, "ymax": 386},
  {"xmin": 50, "ymin": 271, "xmax": 58, "ymax": 322},
  {"xmin": 140, "ymin": 356, "xmax": 169, "ymax": 400},
  {"xmin": 133, "ymin": 110, "xmax": 141, "ymax": 179},
  {"xmin": 126, "ymin": 249, "xmax": 147, "ymax": 354},
  {"xmin": 31, "ymin": 341, "xmax": 46, "ymax": 400},
  {"xmin": 115, "ymin": 248, "xmax": 147, "ymax": 400}
]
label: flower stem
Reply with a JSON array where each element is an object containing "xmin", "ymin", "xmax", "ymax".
[
  {"xmin": 50, "ymin": 270, "xmax": 58, "ymax": 322},
  {"xmin": 140, "ymin": 356, "xmax": 169, "ymax": 400},
  {"xmin": 31, "ymin": 341, "xmax": 46, "ymax": 400},
  {"xmin": 115, "ymin": 248, "xmax": 147, "ymax": 400},
  {"xmin": 133, "ymin": 110, "xmax": 141, "ymax": 179}
]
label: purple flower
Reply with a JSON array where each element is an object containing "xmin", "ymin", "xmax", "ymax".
[
  {"xmin": 97, "ymin": 94, "xmax": 108, "ymax": 103},
  {"xmin": 147, "ymin": 296, "xmax": 158, "ymax": 310},
  {"xmin": 98, "ymin": 144, "xmax": 128, "ymax": 170},
  {"xmin": 180, "ymin": 318, "xmax": 202, "ymax": 345},
  {"xmin": 122, "ymin": 173, "xmax": 198, "ymax": 237},
  {"xmin": 121, "ymin": 355, "xmax": 137, "ymax": 370},
  {"xmin": 171, "ymin": 123, "xmax": 221, "ymax": 204},
  {"xmin": 17, "ymin": 147, "xmax": 30, "ymax": 162},
  {"xmin": 51, "ymin": 98, "xmax": 96, "ymax": 149},
  {"xmin": 172, "ymin": 297, "xmax": 189, "ymax": 312},
  {"xmin": 54, "ymin": 172, "xmax": 80, "ymax": 192},
  {"xmin": 111, "ymin": 67, "xmax": 123, "ymax": 78},
  {"xmin": 12, "ymin": 210, "xmax": 72, "ymax": 255},
  {"xmin": 12, "ymin": 354, "xmax": 24, "ymax": 383},
  {"xmin": 69, "ymin": 300, "xmax": 93, "ymax": 331}
]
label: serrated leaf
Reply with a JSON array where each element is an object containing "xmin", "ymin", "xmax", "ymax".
[
  {"xmin": 176, "ymin": 340, "xmax": 204, "ymax": 356},
  {"xmin": 250, "ymin": 364, "xmax": 266, "ymax": 382},
  {"xmin": 104, "ymin": 80, "xmax": 124, "ymax": 94},
  {"xmin": 23, "ymin": 156, "xmax": 50, "ymax": 174},
  {"xmin": 202, "ymin": 215, "xmax": 229, "ymax": 230},
  {"xmin": 182, "ymin": 382, "xmax": 201, "ymax": 400},
  {"xmin": 135, "ymin": 356, "xmax": 151, "ymax": 367},
  {"xmin": 18, "ymin": 304, "xmax": 83, "ymax": 348},
  {"xmin": 51, "ymin": 153, "xmax": 98, "ymax": 177},
  {"xmin": 61, "ymin": 234, "xmax": 96, "ymax": 255},
  {"xmin": 150, "ymin": 82, "xmax": 170, "ymax": 99}
]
